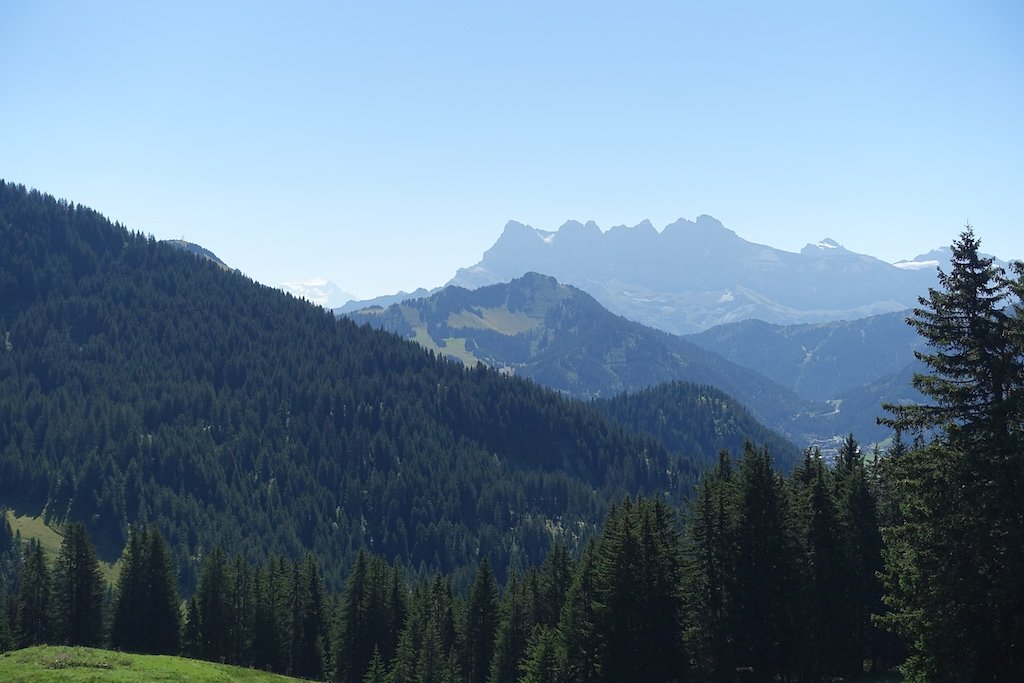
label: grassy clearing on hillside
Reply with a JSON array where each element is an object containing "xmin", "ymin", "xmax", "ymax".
[
  {"xmin": 446, "ymin": 307, "xmax": 541, "ymax": 334},
  {"xmin": 0, "ymin": 646, "xmax": 303, "ymax": 682},
  {"xmin": 5, "ymin": 512, "xmax": 121, "ymax": 585}
]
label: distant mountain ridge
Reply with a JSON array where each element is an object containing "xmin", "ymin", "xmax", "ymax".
[
  {"xmin": 685, "ymin": 312, "xmax": 925, "ymax": 400},
  {"xmin": 345, "ymin": 273, "xmax": 858, "ymax": 451},
  {"xmin": 446, "ymin": 216, "xmax": 948, "ymax": 334}
]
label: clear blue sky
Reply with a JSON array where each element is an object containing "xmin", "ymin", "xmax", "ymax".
[{"xmin": 2, "ymin": 1, "xmax": 1022, "ymax": 299}]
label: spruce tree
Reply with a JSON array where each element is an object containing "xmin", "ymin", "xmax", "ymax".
[
  {"xmin": 335, "ymin": 549, "xmax": 372, "ymax": 683},
  {"xmin": 112, "ymin": 526, "xmax": 181, "ymax": 655},
  {"xmin": 879, "ymin": 228, "xmax": 1024, "ymax": 680},
  {"xmin": 732, "ymin": 442, "xmax": 799, "ymax": 680},
  {"xmin": 290, "ymin": 555, "xmax": 326, "ymax": 680},
  {"xmin": 142, "ymin": 527, "xmax": 182, "ymax": 655},
  {"xmin": 195, "ymin": 546, "xmax": 231, "ymax": 662},
  {"xmin": 519, "ymin": 626, "xmax": 561, "ymax": 683},
  {"xmin": 16, "ymin": 539, "xmax": 53, "ymax": 647},
  {"xmin": 462, "ymin": 558, "xmax": 498, "ymax": 683},
  {"xmin": 51, "ymin": 522, "xmax": 105, "ymax": 646},
  {"xmin": 683, "ymin": 449, "xmax": 737, "ymax": 678},
  {"xmin": 488, "ymin": 572, "xmax": 532, "ymax": 683},
  {"xmin": 557, "ymin": 539, "xmax": 598, "ymax": 683}
]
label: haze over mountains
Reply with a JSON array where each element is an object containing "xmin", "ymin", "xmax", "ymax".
[
  {"xmin": 344, "ymin": 273, "xmax": 922, "ymax": 446},
  {"xmin": 446, "ymin": 215, "xmax": 959, "ymax": 334}
]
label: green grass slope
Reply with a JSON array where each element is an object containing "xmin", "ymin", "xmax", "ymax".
[{"xmin": 0, "ymin": 646, "xmax": 301, "ymax": 682}]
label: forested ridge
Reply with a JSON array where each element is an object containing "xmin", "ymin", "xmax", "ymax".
[{"xmin": 0, "ymin": 180, "xmax": 695, "ymax": 590}]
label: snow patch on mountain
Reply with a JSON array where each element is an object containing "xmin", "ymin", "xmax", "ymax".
[{"xmin": 280, "ymin": 277, "xmax": 354, "ymax": 308}]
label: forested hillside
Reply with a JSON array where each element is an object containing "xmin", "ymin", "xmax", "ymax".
[
  {"xmin": 0, "ymin": 181, "xmax": 695, "ymax": 590},
  {"xmin": 593, "ymin": 381, "xmax": 801, "ymax": 468}
]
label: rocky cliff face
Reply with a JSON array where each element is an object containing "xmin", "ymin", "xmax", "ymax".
[{"xmin": 448, "ymin": 215, "xmax": 940, "ymax": 334}]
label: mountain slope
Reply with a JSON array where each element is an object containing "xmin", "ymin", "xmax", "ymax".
[
  {"xmin": 345, "ymin": 273, "xmax": 836, "ymax": 459},
  {"xmin": 447, "ymin": 216, "xmax": 939, "ymax": 333},
  {"xmin": 592, "ymin": 382, "xmax": 801, "ymax": 468},
  {"xmin": 0, "ymin": 181, "xmax": 692, "ymax": 589},
  {"xmin": 685, "ymin": 312, "xmax": 926, "ymax": 400}
]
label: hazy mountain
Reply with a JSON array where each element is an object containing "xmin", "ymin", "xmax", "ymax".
[
  {"xmin": 893, "ymin": 246, "xmax": 1010, "ymax": 272},
  {"xmin": 447, "ymin": 216, "xmax": 942, "ymax": 334},
  {"xmin": 334, "ymin": 286, "xmax": 440, "ymax": 314},
  {"xmin": 279, "ymin": 276, "xmax": 354, "ymax": 308},
  {"xmin": 344, "ymin": 273, "xmax": 854, "ymax": 452},
  {"xmin": 685, "ymin": 311, "xmax": 926, "ymax": 400}
]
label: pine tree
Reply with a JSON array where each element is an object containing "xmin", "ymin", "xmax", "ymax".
[
  {"xmin": 462, "ymin": 558, "xmax": 498, "ymax": 683},
  {"xmin": 557, "ymin": 539, "xmax": 598, "ymax": 683},
  {"xmin": 290, "ymin": 555, "xmax": 326, "ymax": 680},
  {"xmin": 112, "ymin": 526, "xmax": 181, "ymax": 654},
  {"xmin": 731, "ymin": 442, "xmax": 799, "ymax": 680},
  {"xmin": 111, "ymin": 529, "xmax": 145, "ymax": 651},
  {"xmin": 362, "ymin": 646, "xmax": 387, "ymax": 683},
  {"xmin": 683, "ymin": 449, "xmax": 737, "ymax": 678},
  {"xmin": 51, "ymin": 522, "xmax": 105, "ymax": 646},
  {"xmin": 832, "ymin": 440, "xmax": 884, "ymax": 676},
  {"xmin": 789, "ymin": 448, "xmax": 845, "ymax": 680},
  {"xmin": 16, "ymin": 539, "xmax": 53, "ymax": 647},
  {"xmin": 882, "ymin": 227, "xmax": 1017, "ymax": 443},
  {"xmin": 196, "ymin": 546, "xmax": 231, "ymax": 662},
  {"xmin": 519, "ymin": 626, "xmax": 561, "ymax": 683},
  {"xmin": 142, "ymin": 527, "xmax": 182, "ymax": 655},
  {"xmin": 879, "ymin": 228, "xmax": 1024, "ymax": 680},
  {"xmin": 488, "ymin": 572, "xmax": 532, "ymax": 683},
  {"xmin": 335, "ymin": 549, "xmax": 372, "ymax": 683},
  {"xmin": 592, "ymin": 497, "xmax": 684, "ymax": 682},
  {"xmin": 536, "ymin": 543, "xmax": 573, "ymax": 630}
]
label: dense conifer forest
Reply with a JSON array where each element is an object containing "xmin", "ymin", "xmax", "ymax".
[
  {"xmin": 0, "ymin": 181, "xmax": 697, "ymax": 590},
  {"xmin": 1, "ymin": 182, "xmax": 1022, "ymax": 680},
  {"xmin": 0, "ymin": 441, "xmax": 893, "ymax": 681}
]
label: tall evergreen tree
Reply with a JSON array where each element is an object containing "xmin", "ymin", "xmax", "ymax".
[
  {"xmin": 335, "ymin": 549, "xmax": 372, "ymax": 683},
  {"xmin": 557, "ymin": 539, "xmax": 598, "ymax": 683},
  {"xmin": 731, "ymin": 442, "xmax": 799, "ymax": 681},
  {"xmin": 112, "ymin": 526, "xmax": 180, "ymax": 654},
  {"xmin": 789, "ymin": 448, "xmax": 845, "ymax": 680},
  {"xmin": 16, "ymin": 539, "xmax": 52, "ymax": 647},
  {"xmin": 51, "ymin": 522, "xmax": 105, "ymax": 646},
  {"xmin": 591, "ymin": 497, "xmax": 684, "ymax": 682},
  {"xmin": 290, "ymin": 555, "xmax": 326, "ymax": 680},
  {"xmin": 519, "ymin": 626, "xmax": 561, "ymax": 683},
  {"xmin": 142, "ymin": 527, "xmax": 182, "ymax": 655},
  {"xmin": 683, "ymin": 449, "xmax": 737, "ymax": 679},
  {"xmin": 880, "ymin": 228, "xmax": 1024, "ymax": 680},
  {"xmin": 462, "ymin": 558, "xmax": 498, "ymax": 683},
  {"xmin": 195, "ymin": 546, "xmax": 232, "ymax": 662},
  {"xmin": 488, "ymin": 572, "xmax": 533, "ymax": 683},
  {"xmin": 536, "ymin": 542, "xmax": 572, "ymax": 630}
]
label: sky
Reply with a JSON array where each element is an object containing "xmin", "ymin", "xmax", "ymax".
[{"xmin": 2, "ymin": 1, "xmax": 1022, "ymax": 302}]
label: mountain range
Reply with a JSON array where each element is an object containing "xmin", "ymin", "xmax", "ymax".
[
  {"xmin": 343, "ymin": 273, "xmax": 919, "ymax": 447},
  {"xmin": 446, "ymin": 216, "xmax": 946, "ymax": 334}
]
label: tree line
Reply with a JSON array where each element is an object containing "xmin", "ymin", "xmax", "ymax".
[{"xmin": 0, "ymin": 433, "xmax": 895, "ymax": 682}]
